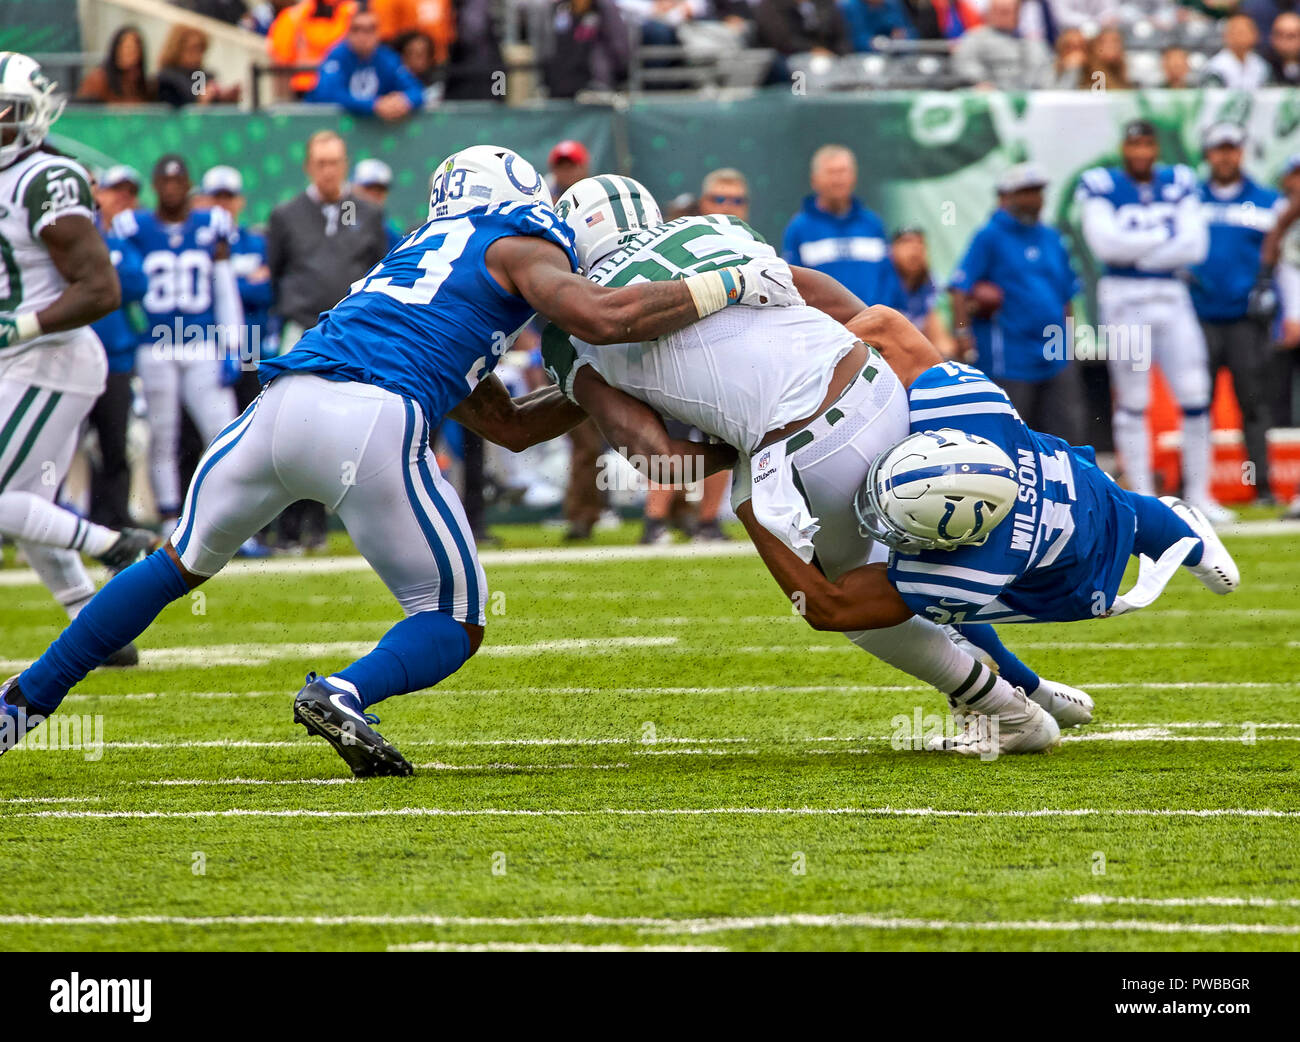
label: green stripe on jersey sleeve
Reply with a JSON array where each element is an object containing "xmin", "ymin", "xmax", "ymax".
[{"xmin": 24, "ymin": 162, "xmax": 94, "ymax": 236}]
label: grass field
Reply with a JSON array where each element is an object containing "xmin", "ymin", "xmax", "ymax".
[{"xmin": 1, "ymin": 522, "xmax": 1298, "ymax": 952}]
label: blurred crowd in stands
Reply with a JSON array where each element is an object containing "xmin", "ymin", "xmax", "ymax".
[{"xmin": 59, "ymin": 0, "xmax": 1300, "ymax": 105}]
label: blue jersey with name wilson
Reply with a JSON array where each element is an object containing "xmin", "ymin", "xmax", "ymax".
[
  {"xmin": 111, "ymin": 208, "xmax": 228, "ymax": 343},
  {"xmin": 886, "ymin": 362, "xmax": 1136, "ymax": 624},
  {"xmin": 259, "ymin": 200, "xmax": 578, "ymax": 423},
  {"xmin": 1074, "ymin": 163, "xmax": 1199, "ymax": 279}
]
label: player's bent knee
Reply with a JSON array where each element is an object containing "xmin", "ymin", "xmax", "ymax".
[
  {"xmin": 462, "ymin": 621, "xmax": 485, "ymax": 656},
  {"xmin": 164, "ymin": 542, "xmax": 213, "ymax": 591}
]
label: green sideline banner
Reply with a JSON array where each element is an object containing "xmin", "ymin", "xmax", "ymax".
[{"xmin": 53, "ymin": 89, "xmax": 1300, "ymax": 309}]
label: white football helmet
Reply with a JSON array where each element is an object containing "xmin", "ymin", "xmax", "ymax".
[
  {"xmin": 427, "ymin": 145, "xmax": 551, "ymax": 220},
  {"xmin": 854, "ymin": 429, "xmax": 1019, "ymax": 553},
  {"xmin": 554, "ymin": 175, "xmax": 663, "ymax": 270},
  {"xmin": 0, "ymin": 52, "xmax": 64, "ymax": 169}
]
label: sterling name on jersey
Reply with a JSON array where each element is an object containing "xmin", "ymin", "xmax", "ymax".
[
  {"xmin": 887, "ymin": 363, "xmax": 1137, "ymax": 624},
  {"xmin": 541, "ymin": 214, "xmax": 856, "ymax": 454},
  {"xmin": 0, "ymin": 150, "xmax": 106, "ymax": 396},
  {"xmin": 260, "ymin": 200, "xmax": 577, "ymax": 423},
  {"xmin": 1075, "ymin": 163, "xmax": 1200, "ymax": 278},
  {"xmin": 112, "ymin": 206, "xmax": 230, "ymax": 344}
]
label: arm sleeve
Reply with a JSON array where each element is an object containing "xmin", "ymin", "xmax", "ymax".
[
  {"xmin": 948, "ymin": 230, "xmax": 990, "ymax": 291},
  {"xmin": 1135, "ymin": 189, "xmax": 1208, "ymax": 272},
  {"xmin": 380, "ymin": 48, "xmax": 426, "ymax": 107},
  {"xmin": 1079, "ymin": 195, "xmax": 1169, "ymax": 267},
  {"xmin": 115, "ymin": 240, "xmax": 148, "ymax": 304}
]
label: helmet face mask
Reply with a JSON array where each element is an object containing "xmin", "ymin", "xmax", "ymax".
[
  {"xmin": 0, "ymin": 53, "xmax": 64, "ymax": 169},
  {"xmin": 427, "ymin": 145, "xmax": 551, "ymax": 221},
  {"xmin": 854, "ymin": 430, "xmax": 1020, "ymax": 553},
  {"xmin": 555, "ymin": 175, "xmax": 663, "ymax": 271}
]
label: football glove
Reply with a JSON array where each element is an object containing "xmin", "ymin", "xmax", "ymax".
[
  {"xmin": 730, "ymin": 257, "xmax": 803, "ymax": 308},
  {"xmin": 0, "ymin": 313, "xmax": 42, "ymax": 348},
  {"xmin": 1247, "ymin": 268, "xmax": 1278, "ymax": 323}
]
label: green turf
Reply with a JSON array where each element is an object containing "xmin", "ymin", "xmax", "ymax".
[{"xmin": 1, "ymin": 527, "xmax": 1298, "ymax": 952}]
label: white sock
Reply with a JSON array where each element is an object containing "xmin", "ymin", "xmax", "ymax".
[
  {"xmin": 1181, "ymin": 410, "xmax": 1212, "ymax": 505},
  {"xmin": 1113, "ymin": 409, "xmax": 1153, "ymax": 495},
  {"xmin": 17, "ymin": 543, "xmax": 96, "ymax": 614},
  {"xmin": 844, "ymin": 616, "xmax": 1023, "ymax": 715},
  {"xmin": 0, "ymin": 491, "xmax": 117, "ymax": 556}
]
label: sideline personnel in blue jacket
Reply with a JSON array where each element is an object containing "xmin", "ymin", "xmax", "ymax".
[
  {"xmin": 1190, "ymin": 122, "xmax": 1287, "ymax": 505},
  {"xmin": 782, "ymin": 144, "xmax": 906, "ymax": 310}
]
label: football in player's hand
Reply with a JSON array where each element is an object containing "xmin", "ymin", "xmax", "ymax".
[{"xmin": 968, "ymin": 281, "xmax": 1004, "ymax": 318}]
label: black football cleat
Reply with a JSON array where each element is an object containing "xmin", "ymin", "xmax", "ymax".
[
  {"xmin": 0, "ymin": 675, "xmax": 44, "ymax": 758},
  {"xmin": 101, "ymin": 643, "xmax": 139, "ymax": 668},
  {"xmin": 95, "ymin": 527, "xmax": 159, "ymax": 574},
  {"xmin": 292, "ymin": 672, "xmax": 413, "ymax": 778}
]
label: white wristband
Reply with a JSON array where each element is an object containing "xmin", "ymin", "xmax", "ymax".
[
  {"xmin": 683, "ymin": 270, "xmax": 730, "ymax": 318},
  {"xmin": 14, "ymin": 312, "xmax": 42, "ymax": 343}
]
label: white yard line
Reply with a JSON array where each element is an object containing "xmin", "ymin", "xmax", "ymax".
[
  {"xmin": 1073, "ymin": 894, "xmax": 1300, "ymax": 909},
  {"xmin": 1, "ymin": 911, "xmax": 1297, "ymax": 937},
  {"xmin": 0, "ymin": 635, "xmax": 678, "ymax": 672},
  {"xmin": 11, "ymin": 806, "xmax": 1300, "ymax": 821},
  {"xmin": 387, "ymin": 941, "xmax": 729, "ymax": 952}
]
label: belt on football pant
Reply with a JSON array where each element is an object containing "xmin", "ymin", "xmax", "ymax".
[{"xmin": 782, "ymin": 344, "xmax": 884, "ymax": 458}]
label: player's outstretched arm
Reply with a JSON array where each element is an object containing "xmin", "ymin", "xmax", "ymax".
[
  {"xmin": 789, "ymin": 265, "xmax": 866, "ymax": 325},
  {"xmin": 491, "ymin": 236, "xmax": 798, "ymax": 346},
  {"xmin": 844, "ymin": 304, "xmax": 943, "ymax": 388},
  {"xmin": 447, "ymin": 372, "xmax": 588, "ymax": 452},
  {"xmin": 28, "ymin": 215, "xmax": 120, "ymax": 335},
  {"xmin": 572, "ymin": 366, "xmax": 737, "ymax": 482},
  {"xmin": 737, "ymin": 500, "xmax": 913, "ymax": 632}
]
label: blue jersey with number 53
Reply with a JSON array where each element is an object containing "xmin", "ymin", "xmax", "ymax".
[
  {"xmin": 259, "ymin": 200, "xmax": 577, "ymax": 423},
  {"xmin": 885, "ymin": 363, "xmax": 1137, "ymax": 623}
]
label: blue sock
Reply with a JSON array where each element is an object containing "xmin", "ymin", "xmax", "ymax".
[
  {"xmin": 955, "ymin": 624, "xmax": 1041, "ymax": 694},
  {"xmin": 334, "ymin": 610, "xmax": 472, "ymax": 709},
  {"xmin": 20, "ymin": 549, "xmax": 190, "ymax": 712},
  {"xmin": 1123, "ymin": 490, "xmax": 1202, "ymax": 566}
]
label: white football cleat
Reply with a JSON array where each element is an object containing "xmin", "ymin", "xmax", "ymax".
[
  {"xmin": 1186, "ymin": 497, "xmax": 1236, "ymax": 526},
  {"xmin": 1161, "ymin": 496, "xmax": 1240, "ymax": 594},
  {"xmin": 925, "ymin": 687, "xmax": 1061, "ymax": 757},
  {"xmin": 1028, "ymin": 679, "xmax": 1094, "ymax": 727}
]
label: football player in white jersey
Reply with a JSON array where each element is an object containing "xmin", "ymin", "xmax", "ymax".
[
  {"xmin": 0, "ymin": 52, "xmax": 157, "ymax": 663},
  {"xmin": 544, "ymin": 175, "xmax": 1084, "ymax": 754},
  {"xmin": 1077, "ymin": 120, "xmax": 1226, "ymax": 522}
]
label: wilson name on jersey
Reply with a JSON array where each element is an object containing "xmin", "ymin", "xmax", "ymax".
[
  {"xmin": 887, "ymin": 362, "xmax": 1137, "ymax": 624},
  {"xmin": 259, "ymin": 200, "xmax": 577, "ymax": 424}
]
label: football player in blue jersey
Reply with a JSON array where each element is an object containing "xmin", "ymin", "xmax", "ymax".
[
  {"xmin": 734, "ymin": 304, "xmax": 1239, "ymax": 755},
  {"xmin": 1, "ymin": 145, "xmax": 803, "ymax": 775},
  {"xmin": 111, "ymin": 155, "xmax": 244, "ymax": 532},
  {"xmin": 1077, "ymin": 119, "xmax": 1224, "ymax": 521}
]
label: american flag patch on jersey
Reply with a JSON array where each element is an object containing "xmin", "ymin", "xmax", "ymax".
[{"xmin": 585, "ymin": 212, "xmax": 605, "ymax": 227}]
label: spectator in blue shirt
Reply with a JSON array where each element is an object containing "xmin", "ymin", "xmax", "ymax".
[
  {"xmin": 890, "ymin": 225, "xmax": 953, "ymax": 355},
  {"xmin": 949, "ymin": 161, "xmax": 1083, "ymax": 443},
  {"xmin": 352, "ymin": 158, "xmax": 405, "ymax": 251},
  {"xmin": 1191, "ymin": 122, "xmax": 1288, "ymax": 505},
  {"xmin": 782, "ymin": 144, "xmax": 906, "ymax": 310},
  {"xmin": 840, "ymin": 0, "xmax": 914, "ymax": 52},
  {"xmin": 305, "ymin": 9, "xmax": 425, "ymax": 121},
  {"xmin": 88, "ymin": 168, "xmax": 149, "ymax": 530}
]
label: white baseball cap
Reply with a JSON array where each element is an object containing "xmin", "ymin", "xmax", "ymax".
[
  {"xmin": 100, "ymin": 164, "xmax": 141, "ymax": 190},
  {"xmin": 201, "ymin": 165, "xmax": 243, "ymax": 195},
  {"xmin": 353, "ymin": 158, "xmax": 393, "ymax": 188},
  {"xmin": 997, "ymin": 162, "xmax": 1049, "ymax": 194}
]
